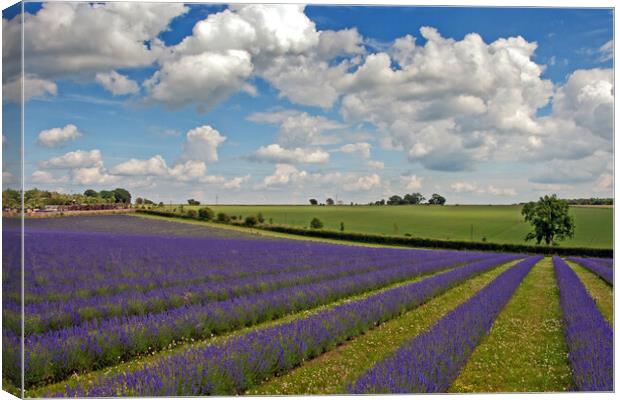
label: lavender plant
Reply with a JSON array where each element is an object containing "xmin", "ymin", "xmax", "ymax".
[
  {"xmin": 350, "ymin": 256, "xmax": 541, "ymax": 393},
  {"xmin": 50, "ymin": 253, "xmax": 520, "ymax": 396},
  {"xmin": 553, "ymin": 256, "xmax": 612, "ymax": 391},
  {"xmin": 18, "ymin": 252, "xmax": 508, "ymax": 387},
  {"xmin": 567, "ymin": 257, "xmax": 613, "ymax": 285}
]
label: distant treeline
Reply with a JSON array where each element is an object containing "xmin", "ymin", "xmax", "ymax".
[
  {"xmin": 562, "ymin": 198, "xmax": 613, "ymax": 206},
  {"xmin": 3, "ymin": 188, "xmax": 132, "ymax": 210},
  {"xmin": 367, "ymin": 193, "xmax": 446, "ymax": 206}
]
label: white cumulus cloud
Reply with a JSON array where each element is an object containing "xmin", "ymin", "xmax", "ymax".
[
  {"xmin": 110, "ymin": 155, "xmax": 169, "ymax": 176},
  {"xmin": 180, "ymin": 125, "xmax": 227, "ymax": 163},
  {"xmin": 37, "ymin": 124, "xmax": 82, "ymax": 148},
  {"xmin": 400, "ymin": 175, "xmax": 424, "ymax": 190},
  {"xmin": 250, "ymin": 144, "xmax": 330, "ymax": 164},
  {"xmin": 95, "ymin": 71, "xmax": 140, "ymax": 96},
  {"xmin": 340, "ymin": 142, "xmax": 371, "ymax": 159},
  {"xmin": 42, "ymin": 149, "xmax": 103, "ymax": 169}
]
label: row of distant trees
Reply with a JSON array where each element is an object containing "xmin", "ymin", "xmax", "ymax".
[
  {"xmin": 307, "ymin": 193, "xmax": 447, "ymax": 206},
  {"xmin": 3, "ymin": 188, "xmax": 132, "ymax": 210},
  {"xmin": 372, "ymin": 193, "xmax": 446, "ymax": 206},
  {"xmin": 561, "ymin": 197, "xmax": 613, "ymax": 206}
]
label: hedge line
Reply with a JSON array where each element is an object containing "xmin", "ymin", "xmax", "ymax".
[{"xmin": 135, "ymin": 209, "xmax": 613, "ymax": 258}]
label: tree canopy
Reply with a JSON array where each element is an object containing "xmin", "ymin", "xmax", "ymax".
[
  {"xmin": 522, "ymin": 194, "xmax": 575, "ymax": 246},
  {"xmin": 427, "ymin": 193, "xmax": 446, "ymax": 205},
  {"xmin": 2, "ymin": 188, "xmax": 132, "ymax": 209}
]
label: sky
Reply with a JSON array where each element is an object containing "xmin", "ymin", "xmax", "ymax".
[{"xmin": 1, "ymin": 2, "xmax": 614, "ymax": 204}]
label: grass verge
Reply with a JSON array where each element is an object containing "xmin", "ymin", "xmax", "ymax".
[
  {"xmin": 567, "ymin": 261, "xmax": 613, "ymax": 326},
  {"xmin": 246, "ymin": 260, "xmax": 518, "ymax": 395},
  {"xmin": 450, "ymin": 257, "xmax": 572, "ymax": 392}
]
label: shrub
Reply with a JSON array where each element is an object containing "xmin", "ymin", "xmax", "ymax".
[
  {"xmin": 217, "ymin": 212, "xmax": 230, "ymax": 223},
  {"xmin": 244, "ymin": 216, "xmax": 258, "ymax": 226},
  {"xmin": 186, "ymin": 210, "xmax": 197, "ymax": 219},
  {"xmin": 269, "ymin": 218, "xmax": 273, "ymax": 224},
  {"xmin": 340, "ymin": 222, "xmax": 345, "ymax": 232},
  {"xmin": 257, "ymin": 212, "xmax": 265, "ymax": 223},
  {"xmin": 310, "ymin": 217, "xmax": 324, "ymax": 229},
  {"xmin": 230, "ymin": 215, "xmax": 238, "ymax": 220},
  {"xmin": 198, "ymin": 207, "xmax": 214, "ymax": 221}
]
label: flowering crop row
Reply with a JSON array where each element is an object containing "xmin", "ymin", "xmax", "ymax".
[
  {"xmin": 14, "ymin": 251, "xmax": 515, "ymax": 387},
  {"xmin": 350, "ymin": 256, "xmax": 541, "ymax": 393},
  {"xmin": 12, "ymin": 229, "xmax": 446, "ymax": 304},
  {"xmin": 9, "ymin": 237, "xmax": 481, "ymax": 334},
  {"xmin": 553, "ymin": 257, "xmax": 612, "ymax": 391},
  {"xmin": 566, "ymin": 257, "xmax": 613, "ymax": 285},
  {"xmin": 51, "ymin": 253, "xmax": 521, "ymax": 397}
]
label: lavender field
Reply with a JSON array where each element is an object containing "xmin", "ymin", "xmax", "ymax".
[{"xmin": 1, "ymin": 215, "xmax": 613, "ymax": 396}]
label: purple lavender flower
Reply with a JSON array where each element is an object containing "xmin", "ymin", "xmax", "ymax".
[
  {"xmin": 566, "ymin": 257, "xmax": 613, "ymax": 285},
  {"xmin": 553, "ymin": 256, "xmax": 612, "ymax": 391},
  {"xmin": 48, "ymin": 253, "xmax": 520, "ymax": 396},
  {"xmin": 350, "ymin": 256, "xmax": 541, "ymax": 393}
]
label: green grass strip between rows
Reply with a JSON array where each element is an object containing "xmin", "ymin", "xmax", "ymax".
[
  {"xmin": 450, "ymin": 257, "xmax": 573, "ymax": 392},
  {"xmin": 247, "ymin": 259, "xmax": 518, "ymax": 394}
]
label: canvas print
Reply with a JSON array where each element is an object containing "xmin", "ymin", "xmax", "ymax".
[{"xmin": 1, "ymin": 1, "xmax": 614, "ymax": 397}]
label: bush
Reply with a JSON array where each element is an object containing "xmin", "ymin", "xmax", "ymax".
[
  {"xmin": 340, "ymin": 222, "xmax": 345, "ymax": 232},
  {"xmin": 231, "ymin": 215, "xmax": 238, "ymax": 221},
  {"xmin": 217, "ymin": 212, "xmax": 230, "ymax": 223},
  {"xmin": 198, "ymin": 207, "xmax": 214, "ymax": 221},
  {"xmin": 257, "ymin": 212, "xmax": 265, "ymax": 224},
  {"xmin": 186, "ymin": 209, "xmax": 197, "ymax": 218},
  {"xmin": 310, "ymin": 217, "xmax": 324, "ymax": 229},
  {"xmin": 244, "ymin": 216, "xmax": 258, "ymax": 226}
]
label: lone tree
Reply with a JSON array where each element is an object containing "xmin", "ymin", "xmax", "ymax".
[
  {"xmin": 522, "ymin": 194, "xmax": 575, "ymax": 246},
  {"xmin": 309, "ymin": 198, "xmax": 318, "ymax": 205},
  {"xmin": 326, "ymin": 198, "xmax": 335, "ymax": 206}
]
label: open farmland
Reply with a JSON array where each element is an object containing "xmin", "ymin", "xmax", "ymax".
[
  {"xmin": 172, "ymin": 205, "xmax": 613, "ymax": 249},
  {"xmin": 2, "ymin": 215, "xmax": 613, "ymax": 396}
]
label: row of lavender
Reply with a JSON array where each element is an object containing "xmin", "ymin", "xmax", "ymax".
[
  {"xmin": 350, "ymin": 256, "xmax": 613, "ymax": 393},
  {"xmin": 52, "ymin": 253, "xmax": 522, "ymax": 396},
  {"xmin": 567, "ymin": 256, "xmax": 613, "ymax": 285},
  {"xmin": 350, "ymin": 256, "xmax": 540, "ymax": 392},
  {"xmin": 5, "ymin": 229, "xmax": 497, "ymax": 387},
  {"xmin": 58, "ymin": 254, "xmax": 613, "ymax": 396},
  {"xmin": 5, "ymin": 231, "xmax": 484, "ymax": 334},
  {"xmin": 553, "ymin": 257, "xmax": 612, "ymax": 391},
  {"xmin": 8, "ymin": 229, "xmax": 440, "ymax": 303}
]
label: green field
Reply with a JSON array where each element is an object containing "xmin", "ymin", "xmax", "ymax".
[{"xmin": 169, "ymin": 205, "xmax": 612, "ymax": 248}]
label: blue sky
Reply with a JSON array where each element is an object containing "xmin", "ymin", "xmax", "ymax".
[{"xmin": 2, "ymin": 2, "xmax": 614, "ymax": 204}]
